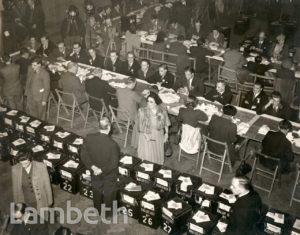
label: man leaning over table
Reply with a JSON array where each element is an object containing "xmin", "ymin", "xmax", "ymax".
[
  {"xmin": 261, "ymin": 91, "xmax": 289, "ymax": 119},
  {"xmin": 205, "ymin": 81, "xmax": 233, "ymax": 105}
]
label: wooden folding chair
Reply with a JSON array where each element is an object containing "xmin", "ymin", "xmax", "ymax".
[
  {"xmin": 55, "ymin": 89, "xmax": 86, "ymax": 128},
  {"xmin": 290, "ymin": 163, "xmax": 300, "ymax": 206},
  {"xmin": 108, "ymin": 105, "xmax": 132, "ymax": 148},
  {"xmin": 85, "ymin": 94, "xmax": 109, "ymax": 127},
  {"xmin": 46, "ymin": 91, "xmax": 59, "ymax": 120},
  {"xmin": 250, "ymin": 152, "xmax": 280, "ymax": 198},
  {"xmin": 199, "ymin": 135, "xmax": 233, "ymax": 183}
]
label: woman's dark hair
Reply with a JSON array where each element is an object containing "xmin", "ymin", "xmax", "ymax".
[
  {"xmin": 255, "ymin": 56, "xmax": 262, "ymax": 63},
  {"xmin": 279, "ymin": 119, "xmax": 292, "ymax": 132},
  {"xmin": 156, "ymin": 31, "xmax": 166, "ymax": 43},
  {"xmin": 147, "ymin": 92, "xmax": 162, "ymax": 105},
  {"xmin": 184, "ymin": 66, "xmax": 195, "ymax": 74},
  {"xmin": 222, "ymin": 105, "xmax": 237, "ymax": 116},
  {"xmin": 186, "ymin": 95, "xmax": 198, "ymax": 108}
]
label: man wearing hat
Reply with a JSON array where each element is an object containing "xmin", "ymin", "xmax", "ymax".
[
  {"xmin": 208, "ymin": 105, "xmax": 239, "ymax": 165},
  {"xmin": 11, "ymin": 153, "xmax": 53, "ymax": 221}
]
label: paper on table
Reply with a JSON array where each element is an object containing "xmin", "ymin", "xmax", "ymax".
[
  {"xmin": 167, "ymin": 200, "xmax": 182, "ymax": 210},
  {"xmin": 140, "ymin": 163, "xmax": 154, "ymax": 172},
  {"xmin": 63, "ymin": 160, "xmax": 79, "ymax": 169},
  {"xmin": 158, "ymin": 169, "xmax": 172, "ymax": 178},
  {"xmin": 287, "ymin": 132, "xmax": 294, "ymax": 143},
  {"xmin": 30, "ymin": 120, "xmax": 42, "ymax": 128},
  {"xmin": 218, "ymin": 203, "xmax": 231, "ymax": 212},
  {"xmin": 73, "ymin": 138, "xmax": 83, "ymax": 145},
  {"xmin": 44, "ymin": 125, "xmax": 55, "ymax": 132},
  {"xmin": 217, "ymin": 221, "xmax": 228, "ymax": 232},
  {"xmin": 143, "ymin": 191, "xmax": 161, "ymax": 201},
  {"xmin": 237, "ymin": 122, "xmax": 250, "ymax": 136},
  {"xmin": 219, "ymin": 193, "xmax": 237, "ymax": 204},
  {"xmin": 56, "ymin": 131, "xmax": 71, "ymax": 139},
  {"xmin": 192, "ymin": 210, "xmax": 210, "ymax": 223},
  {"xmin": 266, "ymin": 223, "xmax": 281, "ymax": 234},
  {"xmin": 13, "ymin": 138, "xmax": 26, "ymax": 146},
  {"xmin": 202, "ymin": 200, "xmax": 210, "ymax": 208},
  {"xmin": 46, "ymin": 152, "xmax": 61, "ymax": 160},
  {"xmin": 246, "ymin": 56, "xmax": 255, "ymax": 62},
  {"xmin": 141, "ymin": 201, "xmax": 154, "ymax": 211},
  {"xmin": 293, "ymin": 219, "xmax": 300, "ymax": 230},
  {"xmin": 122, "ymin": 194, "xmax": 135, "ymax": 204},
  {"xmin": 20, "ymin": 116, "xmax": 30, "ymax": 123},
  {"xmin": 32, "ymin": 145, "xmax": 44, "ymax": 153},
  {"xmin": 258, "ymin": 125, "xmax": 270, "ymax": 135},
  {"xmin": 120, "ymin": 156, "xmax": 133, "ymax": 165},
  {"xmin": 7, "ymin": 110, "xmax": 18, "ymax": 116},
  {"xmin": 274, "ymin": 213, "xmax": 284, "ymax": 224},
  {"xmin": 178, "ymin": 176, "xmax": 193, "ymax": 192},
  {"xmin": 198, "ymin": 183, "xmax": 215, "ymax": 195}
]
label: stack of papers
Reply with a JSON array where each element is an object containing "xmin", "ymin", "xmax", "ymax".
[
  {"xmin": 12, "ymin": 138, "xmax": 25, "ymax": 146},
  {"xmin": 63, "ymin": 160, "xmax": 79, "ymax": 169},
  {"xmin": 198, "ymin": 183, "xmax": 215, "ymax": 195},
  {"xmin": 258, "ymin": 125, "xmax": 270, "ymax": 135},
  {"xmin": 219, "ymin": 193, "xmax": 237, "ymax": 204},
  {"xmin": 237, "ymin": 122, "xmax": 250, "ymax": 136},
  {"xmin": 32, "ymin": 145, "xmax": 44, "ymax": 153},
  {"xmin": 158, "ymin": 169, "xmax": 172, "ymax": 178},
  {"xmin": 195, "ymin": 103, "xmax": 221, "ymax": 120},
  {"xmin": 120, "ymin": 156, "xmax": 133, "ymax": 165},
  {"xmin": 266, "ymin": 212, "xmax": 285, "ymax": 224},
  {"xmin": 178, "ymin": 176, "xmax": 193, "ymax": 192},
  {"xmin": 167, "ymin": 200, "xmax": 182, "ymax": 210},
  {"xmin": 30, "ymin": 120, "xmax": 41, "ymax": 128},
  {"xmin": 158, "ymin": 92, "xmax": 180, "ymax": 104},
  {"xmin": 140, "ymin": 163, "xmax": 153, "ymax": 172},
  {"xmin": 192, "ymin": 211, "xmax": 211, "ymax": 223},
  {"xmin": 143, "ymin": 191, "xmax": 161, "ymax": 201},
  {"xmin": 6, "ymin": 110, "xmax": 18, "ymax": 116},
  {"xmin": 217, "ymin": 221, "xmax": 228, "ymax": 232}
]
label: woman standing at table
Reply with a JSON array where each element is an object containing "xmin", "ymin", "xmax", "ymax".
[{"xmin": 136, "ymin": 92, "xmax": 170, "ymax": 165}]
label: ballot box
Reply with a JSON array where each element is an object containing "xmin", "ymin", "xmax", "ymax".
[
  {"xmin": 30, "ymin": 144, "xmax": 47, "ymax": 161},
  {"xmin": 216, "ymin": 189, "xmax": 236, "ymax": 219},
  {"xmin": 118, "ymin": 155, "xmax": 141, "ymax": 178},
  {"xmin": 211, "ymin": 219, "xmax": 229, "ymax": 235},
  {"xmin": 52, "ymin": 130, "xmax": 72, "ymax": 152},
  {"xmin": 195, "ymin": 182, "xmax": 222, "ymax": 214},
  {"xmin": 38, "ymin": 124, "xmax": 57, "ymax": 145},
  {"xmin": 0, "ymin": 131, "xmax": 9, "ymax": 161},
  {"xmin": 264, "ymin": 209, "xmax": 290, "ymax": 234},
  {"xmin": 9, "ymin": 137, "xmax": 29, "ymax": 164},
  {"xmin": 65, "ymin": 134, "xmax": 84, "ymax": 161},
  {"xmin": 161, "ymin": 197, "xmax": 192, "ymax": 234},
  {"xmin": 187, "ymin": 209, "xmax": 220, "ymax": 235},
  {"xmin": 43, "ymin": 150, "xmax": 66, "ymax": 185},
  {"xmin": 134, "ymin": 160, "xmax": 160, "ymax": 185},
  {"xmin": 120, "ymin": 180, "xmax": 151, "ymax": 220},
  {"xmin": 3, "ymin": 109, "xmax": 23, "ymax": 130},
  {"xmin": 25, "ymin": 119, "xmax": 44, "ymax": 139},
  {"xmin": 15, "ymin": 115, "xmax": 31, "ymax": 134},
  {"xmin": 291, "ymin": 218, "xmax": 300, "ymax": 235},
  {"xmin": 154, "ymin": 167, "xmax": 179, "ymax": 193},
  {"xmin": 58, "ymin": 159, "xmax": 84, "ymax": 194},
  {"xmin": 78, "ymin": 168, "xmax": 93, "ymax": 199},
  {"xmin": 138, "ymin": 189, "xmax": 167, "ymax": 229},
  {"xmin": 0, "ymin": 105, "xmax": 10, "ymax": 131},
  {"xmin": 175, "ymin": 173, "xmax": 202, "ymax": 202}
]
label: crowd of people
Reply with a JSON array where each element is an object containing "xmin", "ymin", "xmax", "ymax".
[{"xmin": 0, "ymin": 0, "xmax": 300, "ymax": 234}]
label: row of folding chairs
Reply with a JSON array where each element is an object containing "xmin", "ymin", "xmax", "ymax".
[{"xmin": 47, "ymin": 89, "xmax": 132, "ymax": 148}]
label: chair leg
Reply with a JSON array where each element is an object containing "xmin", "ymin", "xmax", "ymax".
[
  {"xmin": 56, "ymin": 101, "xmax": 60, "ymax": 125},
  {"xmin": 250, "ymin": 158, "xmax": 257, "ymax": 181},
  {"xmin": 290, "ymin": 172, "xmax": 299, "ymax": 206},
  {"xmin": 71, "ymin": 106, "xmax": 75, "ymax": 129},
  {"xmin": 178, "ymin": 147, "xmax": 182, "ymax": 162},
  {"xmin": 268, "ymin": 167, "xmax": 278, "ymax": 198},
  {"xmin": 218, "ymin": 158, "xmax": 226, "ymax": 184},
  {"xmin": 124, "ymin": 122, "xmax": 130, "ymax": 148},
  {"xmin": 84, "ymin": 108, "xmax": 89, "ymax": 128},
  {"xmin": 199, "ymin": 145, "xmax": 207, "ymax": 176}
]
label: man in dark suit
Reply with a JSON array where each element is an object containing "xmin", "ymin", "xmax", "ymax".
[
  {"xmin": 262, "ymin": 91, "xmax": 288, "ymax": 119},
  {"xmin": 241, "ymin": 81, "xmax": 269, "ymax": 113},
  {"xmin": 175, "ymin": 66, "xmax": 205, "ymax": 97},
  {"xmin": 124, "ymin": 52, "xmax": 140, "ymax": 77},
  {"xmin": 58, "ymin": 62, "xmax": 87, "ymax": 108},
  {"xmin": 246, "ymin": 56, "xmax": 270, "ymax": 75},
  {"xmin": 261, "ymin": 119, "xmax": 294, "ymax": 174},
  {"xmin": 36, "ymin": 35, "xmax": 56, "ymax": 58},
  {"xmin": 190, "ymin": 42, "xmax": 214, "ymax": 74},
  {"xmin": 15, "ymin": 48, "xmax": 30, "ymax": 93},
  {"xmin": 68, "ymin": 42, "xmax": 89, "ymax": 64},
  {"xmin": 25, "ymin": 57, "xmax": 50, "ymax": 120},
  {"xmin": 171, "ymin": 0, "xmax": 192, "ymax": 31},
  {"xmin": 105, "ymin": 50, "xmax": 125, "ymax": 74},
  {"xmin": 208, "ymin": 105, "xmax": 238, "ymax": 165},
  {"xmin": 49, "ymin": 41, "xmax": 69, "ymax": 62},
  {"xmin": 148, "ymin": 64, "xmax": 175, "ymax": 89},
  {"xmin": 81, "ymin": 117, "xmax": 120, "ymax": 215},
  {"xmin": 226, "ymin": 176, "xmax": 262, "ymax": 235},
  {"xmin": 250, "ymin": 31, "xmax": 270, "ymax": 56},
  {"xmin": 87, "ymin": 48, "xmax": 104, "ymax": 68},
  {"xmin": 0, "ymin": 55, "xmax": 22, "ymax": 110},
  {"xmin": 85, "ymin": 68, "xmax": 117, "ymax": 111},
  {"xmin": 138, "ymin": 59, "xmax": 155, "ymax": 81},
  {"xmin": 205, "ymin": 81, "xmax": 233, "ymax": 105},
  {"xmin": 168, "ymin": 35, "xmax": 187, "ymax": 56}
]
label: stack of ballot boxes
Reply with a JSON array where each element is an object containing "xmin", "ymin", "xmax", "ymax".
[
  {"xmin": 154, "ymin": 167, "xmax": 179, "ymax": 194},
  {"xmin": 3, "ymin": 109, "xmax": 22, "ymax": 133},
  {"xmin": 51, "ymin": 130, "xmax": 72, "ymax": 153},
  {"xmin": 30, "ymin": 143, "xmax": 47, "ymax": 162},
  {"xmin": 78, "ymin": 167, "xmax": 93, "ymax": 199},
  {"xmin": 9, "ymin": 137, "xmax": 29, "ymax": 165},
  {"xmin": 216, "ymin": 189, "xmax": 236, "ymax": 219},
  {"xmin": 24, "ymin": 118, "xmax": 44, "ymax": 142},
  {"xmin": 291, "ymin": 218, "xmax": 300, "ymax": 235},
  {"xmin": 118, "ymin": 155, "xmax": 141, "ymax": 179},
  {"xmin": 264, "ymin": 209, "xmax": 290, "ymax": 234},
  {"xmin": 195, "ymin": 182, "xmax": 223, "ymax": 215},
  {"xmin": 187, "ymin": 208, "xmax": 220, "ymax": 235},
  {"xmin": 161, "ymin": 197, "xmax": 192, "ymax": 234},
  {"xmin": 43, "ymin": 150, "xmax": 66, "ymax": 184},
  {"xmin": 65, "ymin": 134, "xmax": 84, "ymax": 162},
  {"xmin": 134, "ymin": 160, "xmax": 160, "ymax": 185},
  {"xmin": 38, "ymin": 124, "xmax": 57, "ymax": 146},
  {"xmin": 175, "ymin": 173, "xmax": 202, "ymax": 205},
  {"xmin": 139, "ymin": 189, "xmax": 167, "ymax": 229},
  {"xmin": 119, "ymin": 180, "xmax": 150, "ymax": 220},
  {"xmin": 15, "ymin": 114, "xmax": 31, "ymax": 136},
  {"xmin": 58, "ymin": 159, "xmax": 84, "ymax": 194}
]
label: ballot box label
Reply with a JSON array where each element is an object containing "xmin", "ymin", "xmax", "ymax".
[
  {"xmin": 141, "ymin": 201, "xmax": 155, "ymax": 211},
  {"xmin": 122, "ymin": 194, "xmax": 135, "ymax": 205},
  {"xmin": 15, "ymin": 124, "xmax": 24, "ymax": 132},
  {"xmin": 156, "ymin": 178, "xmax": 169, "ymax": 188},
  {"xmin": 4, "ymin": 118, "xmax": 13, "ymax": 126},
  {"xmin": 162, "ymin": 207, "xmax": 173, "ymax": 219},
  {"xmin": 60, "ymin": 170, "xmax": 73, "ymax": 179},
  {"xmin": 68, "ymin": 145, "xmax": 78, "ymax": 154},
  {"xmin": 119, "ymin": 166, "xmax": 128, "ymax": 176},
  {"xmin": 137, "ymin": 171, "xmax": 150, "ymax": 180},
  {"xmin": 265, "ymin": 223, "xmax": 282, "ymax": 234},
  {"xmin": 53, "ymin": 140, "xmax": 63, "ymax": 149},
  {"xmin": 26, "ymin": 126, "xmax": 35, "ymax": 134},
  {"xmin": 61, "ymin": 180, "xmax": 73, "ymax": 193},
  {"xmin": 41, "ymin": 134, "xmax": 50, "ymax": 143},
  {"xmin": 189, "ymin": 223, "xmax": 204, "ymax": 234},
  {"xmin": 162, "ymin": 221, "xmax": 173, "ymax": 234},
  {"xmin": 81, "ymin": 185, "xmax": 93, "ymax": 199}
]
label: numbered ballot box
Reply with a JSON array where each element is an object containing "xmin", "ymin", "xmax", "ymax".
[
  {"xmin": 38, "ymin": 124, "xmax": 57, "ymax": 145},
  {"xmin": 216, "ymin": 190, "xmax": 236, "ymax": 219},
  {"xmin": 25, "ymin": 119, "xmax": 44, "ymax": 139},
  {"xmin": 211, "ymin": 219, "xmax": 229, "ymax": 235},
  {"xmin": 52, "ymin": 130, "xmax": 72, "ymax": 152},
  {"xmin": 175, "ymin": 173, "xmax": 202, "ymax": 202},
  {"xmin": 264, "ymin": 209, "xmax": 290, "ymax": 234},
  {"xmin": 291, "ymin": 218, "xmax": 300, "ymax": 235},
  {"xmin": 120, "ymin": 180, "xmax": 149, "ymax": 220},
  {"xmin": 15, "ymin": 115, "xmax": 31, "ymax": 135},
  {"xmin": 43, "ymin": 150, "xmax": 66, "ymax": 184},
  {"xmin": 65, "ymin": 134, "xmax": 84, "ymax": 161},
  {"xmin": 139, "ymin": 189, "xmax": 166, "ymax": 229},
  {"xmin": 78, "ymin": 168, "xmax": 93, "ymax": 199},
  {"xmin": 154, "ymin": 167, "xmax": 179, "ymax": 193},
  {"xmin": 134, "ymin": 160, "xmax": 160, "ymax": 184},
  {"xmin": 3, "ymin": 109, "xmax": 22, "ymax": 130},
  {"xmin": 161, "ymin": 197, "xmax": 192, "ymax": 234},
  {"xmin": 195, "ymin": 182, "xmax": 222, "ymax": 214},
  {"xmin": 187, "ymin": 209, "xmax": 220, "ymax": 235},
  {"xmin": 58, "ymin": 159, "xmax": 84, "ymax": 194},
  {"xmin": 118, "ymin": 155, "xmax": 141, "ymax": 178}
]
